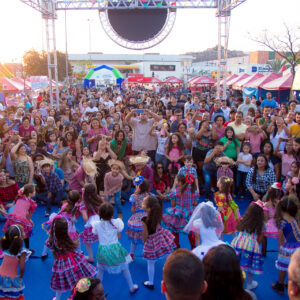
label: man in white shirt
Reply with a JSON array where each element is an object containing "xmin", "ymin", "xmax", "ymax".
[
  {"xmin": 85, "ymin": 101, "xmax": 98, "ymax": 115},
  {"xmin": 102, "ymin": 95, "xmax": 114, "ymax": 109}
]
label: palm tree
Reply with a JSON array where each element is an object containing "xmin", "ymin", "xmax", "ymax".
[{"xmin": 267, "ymin": 59, "xmax": 286, "ymax": 73}]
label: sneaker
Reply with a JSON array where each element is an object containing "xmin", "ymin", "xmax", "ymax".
[
  {"xmin": 143, "ymin": 281, "xmax": 154, "ymax": 290},
  {"xmin": 44, "ymin": 210, "xmax": 50, "ymax": 217},
  {"xmin": 246, "ymin": 280, "xmax": 258, "ymax": 290},
  {"xmin": 130, "ymin": 284, "xmax": 139, "ymax": 294},
  {"xmin": 271, "ymin": 282, "xmax": 285, "ymax": 294},
  {"xmin": 41, "ymin": 254, "xmax": 48, "ymax": 260}
]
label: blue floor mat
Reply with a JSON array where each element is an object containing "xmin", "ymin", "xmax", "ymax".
[{"xmin": 0, "ymin": 197, "xmax": 289, "ymax": 300}]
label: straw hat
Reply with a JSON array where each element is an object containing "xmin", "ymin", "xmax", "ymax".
[
  {"xmin": 82, "ymin": 159, "xmax": 98, "ymax": 178},
  {"xmin": 108, "ymin": 159, "xmax": 125, "ymax": 170},
  {"xmin": 129, "ymin": 155, "xmax": 150, "ymax": 165},
  {"xmin": 215, "ymin": 156, "xmax": 235, "ymax": 167},
  {"xmin": 38, "ymin": 158, "xmax": 54, "ymax": 168}
]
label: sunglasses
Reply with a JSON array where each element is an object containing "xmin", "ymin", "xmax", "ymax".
[{"xmin": 157, "ymin": 166, "xmax": 163, "ymax": 169}]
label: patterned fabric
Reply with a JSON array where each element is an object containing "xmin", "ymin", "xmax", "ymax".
[
  {"xmin": 143, "ymin": 225, "xmax": 175, "ymax": 260},
  {"xmin": 162, "ymin": 187, "xmax": 199, "ymax": 233},
  {"xmin": 245, "ymin": 167, "xmax": 276, "ymax": 194},
  {"xmin": 97, "ymin": 242, "xmax": 132, "ymax": 274},
  {"xmin": 0, "ymin": 184, "xmax": 19, "ymax": 206},
  {"xmin": 80, "ymin": 226, "xmax": 98, "ymax": 244},
  {"xmin": 216, "ymin": 167, "xmax": 234, "ymax": 180},
  {"xmin": 14, "ymin": 159, "xmax": 29, "ymax": 184},
  {"xmin": 231, "ymin": 231, "xmax": 264, "ymax": 275},
  {"xmin": 276, "ymin": 219, "xmax": 300, "ymax": 271},
  {"xmin": 0, "ymin": 275, "xmax": 24, "ymax": 300},
  {"xmin": 3, "ymin": 214, "xmax": 33, "ymax": 238},
  {"xmin": 263, "ymin": 204, "xmax": 278, "ymax": 238},
  {"xmin": 214, "ymin": 192, "xmax": 240, "ymax": 234},
  {"xmin": 178, "ymin": 166, "xmax": 198, "ymax": 178},
  {"xmin": 126, "ymin": 193, "xmax": 149, "ymax": 244},
  {"xmin": 50, "ymin": 251, "xmax": 96, "ymax": 291},
  {"xmin": 42, "ymin": 171, "xmax": 63, "ymax": 194}
]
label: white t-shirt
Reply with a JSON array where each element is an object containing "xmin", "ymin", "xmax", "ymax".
[
  {"xmin": 156, "ymin": 132, "xmax": 168, "ymax": 155},
  {"xmin": 237, "ymin": 152, "xmax": 252, "ymax": 172},
  {"xmin": 270, "ymin": 129, "xmax": 289, "ymax": 151},
  {"xmin": 85, "ymin": 107, "xmax": 98, "ymax": 114},
  {"xmin": 103, "ymin": 100, "xmax": 114, "ymax": 109}
]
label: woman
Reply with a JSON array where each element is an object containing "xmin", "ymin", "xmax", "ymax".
[
  {"xmin": 33, "ymin": 116, "xmax": 44, "ymax": 137},
  {"xmin": 267, "ymin": 116, "xmax": 290, "ymax": 151},
  {"xmin": 246, "ymin": 154, "xmax": 276, "ymax": 200},
  {"xmin": 255, "ymin": 140, "xmax": 281, "ymax": 180},
  {"xmin": 153, "ymin": 162, "xmax": 171, "ymax": 200},
  {"xmin": 52, "ymin": 137, "xmax": 69, "ymax": 160},
  {"xmin": 10, "ymin": 136, "xmax": 34, "ymax": 188},
  {"xmin": 245, "ymin": 124, "xmax": 266, "ymax": 155},
  {"xmin": 220, "ymin": 126, "xmax": 240, "ymax": 160},
  {"xmin": 177, "ymin": 123, "xmax": 192, "ymax": 155},
  {"xmin": 93, "ymin": 138, "xmax": 117, "ymax": 193},
  {"xmin": 69, "ymin": 159, "xmax": 97, "ymax": 193},
  {"xmin": 42, "ymin": 116, "xmax": 59, "ymax": 140},
  {"xmin": 18, "ymin": 117, "xmax": 35, "ymax": 142},
  {"xmin": 87, "ymin": 118, "xmax": 110, "ymax": 153},
  {"xmin": 130, "ymin": 155, "xmax": 154, "ymax": 191},
  {"xmin": 203, "ymin": 245, "xmax": 254, "ymax": 300},
  {"xmin": 0, "ymin": 170, "xmax": 19, "ymax": 221},
  {"xmin": 193, "ymin": 120, "xmax": 214, "ymax": 171},
  {"xmin": 110, "ymin": 130, "xmax": 132, "ymax": 160},
  {"xmin": 279, "ymin": 104, "xmax": 288, "ymax": 119},
  {"xmin": 65, "ymin": 131, "xmax": 77, "ymax": 151},
  {"xmin": 58, "ymin": 149, "xmax": 79, "ymax": 185},
  {"xmin": 212, "ymin": 115, "xmax": 226, "ymax": 141}
]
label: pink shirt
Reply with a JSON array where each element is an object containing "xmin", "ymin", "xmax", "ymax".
[
  {"xmin": 248, "ymin": 132, "xmax": 264, "ymax": 154},
  {"xmin": 0, "ymin": 254, "xmax": 19, "ymax": 278},
  {"xmin": 88, "ymin": 127, "xmax": 110, "ymax": 152},
  {"xmin": 104, "ymin": 172, "xmax": 123, "ymax": 196},
  {"xmin": 13, "ymin": 196, "xmax": 37, "ymax": 218},
  {"xmin": 69, "ymin": 167, "xmax": 85, "ymax": 193},
  {"xmin": 281, "ymin": 152, "xmax": 296, "ymax": 177}
]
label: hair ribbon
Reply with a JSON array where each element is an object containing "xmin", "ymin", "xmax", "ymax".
[{"xmin": 185, "ymin": 173, "xmax": 194, "ymax": 184}]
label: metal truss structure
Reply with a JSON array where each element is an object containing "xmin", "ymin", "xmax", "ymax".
[{"xmin": 19, "ymin": 0, "xmax": 247, "ymax": 104}]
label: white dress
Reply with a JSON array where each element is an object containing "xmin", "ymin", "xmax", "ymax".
[
  {"xmin": 92, "ymin": 218, "xmax": 132, "ymax": 273},
  {"xmin": 192, "ymin": 219, "xmax": 225, "ymax": 260}
]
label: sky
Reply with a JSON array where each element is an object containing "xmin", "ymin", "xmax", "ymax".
[{"xmin": 0, "ymin": 0, "xmax": 298, "ymax": 63}]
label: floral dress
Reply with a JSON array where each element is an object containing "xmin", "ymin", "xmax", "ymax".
[{"xmin": 214, "ymin": 192, "xmax": 240, "ymax": 234}]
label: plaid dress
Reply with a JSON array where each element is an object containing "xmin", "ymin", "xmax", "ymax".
[
  {"xmin": 276, "ymin": 219, "xmax": 300, "ymax": 271},
  {"xmin": 50, "ymin": 250, "xmax": 96, "ymax": 291},
  {"xmin": 231, "ymin": 231, "xmax": 264, "ymax": 275},
  {"xmin": 126, "ymin": 192, "xmax": 150, "ymax": 245},
  {"xmin": 79, "ymin": 202, "xmax": 99, "ymax": 244},
  {"xmin": 162, "ymin": 187, "xmax": 199, "ymax": 233},
  {"xmin": 143, "ymin": 224, "xmax": 175, "ymax": 260}
]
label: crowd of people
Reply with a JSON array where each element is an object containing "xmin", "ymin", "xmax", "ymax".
[{"xmin": 0, "ymin": 84, "xmax": 299, "ymax": 300}]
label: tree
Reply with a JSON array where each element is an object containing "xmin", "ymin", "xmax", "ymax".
[
  {"xmin": 251, "ymin": 24, "xmax": 300, "ymax": 81},
  {"xmin": 267, "ymin": 59, "xmax": 286, "ymax": 73},
  {"xmin": 23, "ymin": 49, "xmax": 72, "ymax": 82}
]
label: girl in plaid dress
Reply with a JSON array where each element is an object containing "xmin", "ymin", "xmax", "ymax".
[
  {"xmin": 126, "ymin": 179, "xmax": 151, "ymax": 259},
  {"xmin": 162, "ymin": 174, "xmax": 199, "ymax": 249},
  {"xmin": 48, "ymin": 217, "xmax": 96, "ymax": 300},
  {"xmin": 79, "ymin": 184, "xmax": 102, "ymax": 263},
  {"xmin": 142, "ymin": 196, "xmax": 175, "ymax": 290},
  {"xmin": 231, "ymin": 201, "xmax": 264, "ymax": 291}
]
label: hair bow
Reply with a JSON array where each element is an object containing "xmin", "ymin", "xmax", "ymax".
[
  {"xmin": 133, "ymin": 175, "xmax": 144, "ymax": 186},
  {"xmin": 291, "ymin": 177, "xmax": 300, "ymax": 185},
  {"xmin": 253, "ymin": 200, "xmax": 264, "ymax": 209},
  {"xmin": 185, "ymin": 173, "xmax": 194, "ymax": 184},
  {"xmin": 68, "ymin": 278, "xmax": 91, "ymax": 300},
  {"xmin": 271, "ymin": 182, "xmax": 281, "ymax": 189},
  {"xmin": 17, "ymin": 188, "xmax": 24, "ymax": 196}
]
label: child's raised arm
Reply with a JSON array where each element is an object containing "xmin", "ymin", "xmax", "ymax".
[{"xmin": 19, "ymin": 252, "xmax": 26, "ymax": 278}]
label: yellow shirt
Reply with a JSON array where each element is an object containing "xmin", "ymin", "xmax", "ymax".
[{"xmin": 290, "ymin": 123, "xmax": 300, "ymax": 138}]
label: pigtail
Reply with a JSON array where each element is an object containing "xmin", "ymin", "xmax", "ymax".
[
  {"xmin": 1, "ymin": 225, "xmax": 23, "ymax": 256},
  {"xmin": 147, "ymin": 196, "xmax": 162, "ymax": 234}
]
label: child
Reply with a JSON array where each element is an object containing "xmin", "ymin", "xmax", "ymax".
[
  {"xmin": 41, "ymin": 190, "xmax": 82, "ymax": 259},
  {"xmin": 92, "ymin": 203, "xmax": 138, "ymax": 294},
  {"xmin": 172, "ymin": 155, "xmax": 199, "ymax": 193},
  {"xmin": 235, "ymin": 142, "xmax": 253, "ymax": 198},
  {"xmin": 163, "ymin": 174, "xmax": 199, "ymax": 249},
  {"xmin": 231, "ymin": 201, "xmax": 265, "ymax": 290},
  {"xmin": 0, "ymin": 225, "xmax": 31, "ymax": 300},
  {"xmin": 165, "ymin": 133, "xmax": 184, "ymax": 180},
  {"xmin": 47, "ymin": 217, "xmax": 96, "ymax": 300},
  {"xmin": 79, "ymin": 183, "xmax": 102, "ymax": 263},
  {"xmin": 262, "ymin": 183, "xmax": 281, "ymax": 256},
  {"xmin": 126, "ymin": 178, "xmax": 151, "ymax": 259},
  {"xmin": 215, "ymin": 156, "xmax": 234, "ymax": 181},
  {"xmin": 184, "ymin": 201, "xmax": 225, "ymax": 260},
  {"xmin": 142, "ymin": 196, "xmax": 175, "ymax": 290},
  {"xmin": 2, "ymin": 184, "xmax": 37, "ymax": 251},
  {"xmin": 46, "ymin": 131, "xmax": 58, "ymax": 154},
  {"xmin": 272, "ymin": 196, "xmax": 300, "ymax": 294},
  {"xmin": 104, "ymin": 159, "xmax": 125, "ymax": 218},
  {"xmin": 214, "ymin": 176, "xmax": 240, "ymax": 235}
]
